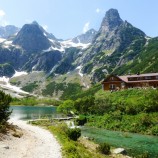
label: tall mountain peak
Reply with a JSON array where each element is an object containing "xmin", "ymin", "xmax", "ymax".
[
  {"xmin": 100, "ymin": 8, "xmax": 123, "ymax": 32},
  {"xmin": 12, "ymin": 22, "xmax": 51, "ymax": 53},
  {"xmin": 31, "ymin": 21, "xmax": 39, "ymax": 25}
]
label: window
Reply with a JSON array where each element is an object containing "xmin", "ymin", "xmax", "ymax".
[
  {"xmin": 109, "ymin": 84, "xmax": 116, "ymax": 90},
  {"xmin": 128, "ymin": 77, "xmax": 135, "ymax": 81},
  {"xmin": 156, "ymin": 76, "xmax": 158, "ymax": 80},
  {"xmin": 145, "ymin": 76, "xmax": 151, "ymax": 80},
  {"xmin": 110, "ymin": 77, "xmax": 114, "ymax": 81},
  {"xmin": 121, "ymin": 82, "xmax": 125, "ymax": 88}
]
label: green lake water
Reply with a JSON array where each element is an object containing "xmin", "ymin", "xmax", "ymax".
[
  {"xmin": 81, "ymin": 127, "xmax": 158, "ymax": 158},
  {"xmin": 10, "ymin": 106, "xmax": 57, "ymax": 120}
]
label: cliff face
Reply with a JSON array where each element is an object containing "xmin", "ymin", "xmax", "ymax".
[
  {"xmin": 75, "ymin": 9, "xmax": 146, "ymax": 82},
  {"xmin": 12, "ymin": 22, "xmax": 51, "ymax": 53}
]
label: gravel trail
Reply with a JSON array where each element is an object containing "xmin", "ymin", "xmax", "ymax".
[{"xmin": 0, "ymin": 119, "xmax": 62, "ymax": 158}]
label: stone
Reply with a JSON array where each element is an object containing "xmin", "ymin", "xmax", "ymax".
[
  {"xmin": 11, "ymin": 129, "xmax": 23, "ymax": 138},
  {"xmin": 113, "ymin": 148, "xmax": 127, "ymax": 155},
  {"xmin": 0, "ymin": 145, "xmax": 9, "ymax": 149}
]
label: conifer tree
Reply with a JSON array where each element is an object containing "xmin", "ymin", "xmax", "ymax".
[{"xmin": 0, "ymin": 91, "xmax": 12, "ymax": 124}]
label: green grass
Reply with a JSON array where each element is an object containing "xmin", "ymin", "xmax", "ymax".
[
  {"xmin": 42, "ymin": 82, "xmax": 83, "ymax": 100},
  {"xmin": 86, "ymin": 112, "xmax": 158, "ymax": 136},
  {"xmin": 11, "ymin": 97, "xmax": 61, "ymax": 106},
  {"xmin": 22, "ymin": 82, "xmax": 38, "ymax": 92}
]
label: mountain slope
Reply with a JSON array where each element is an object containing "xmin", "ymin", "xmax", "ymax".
[
  {"xmin": 114, "ymin": 37, "xmax": 158, "ymax": 74},
  {"xmin": 23, "ymin": 50, "xmax": 62, "ymax": 72},
  {"xmin": 0, "ymin": 22, "xmax": 63, "ymax": 77},
  {"xmin": 77, "ymin": 9, "xmax": 146, "ymax": 82}
]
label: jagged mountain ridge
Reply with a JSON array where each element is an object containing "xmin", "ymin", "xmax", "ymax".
[
  {"xmin": 72, "ymin": 29, "xmax": 97, "ymax": 44},
  {"xmin": 0, "ymin": 8, "xmax": 158, "ymax": 98},
  {"xmin": 0, "ymin": 25, "xmax": 20, "ymax": 38},
  {"xmin": 78, "ymin": 9, "xmax": 146, "ymax": 82},
  {"xmin": 0, "ymin": 21, "xmax": 94, "ymax": 77}
]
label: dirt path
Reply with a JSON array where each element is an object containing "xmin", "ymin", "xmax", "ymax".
[{"xmin": 0, "ymin": 119, "xmax": 62, "ymax": 158}]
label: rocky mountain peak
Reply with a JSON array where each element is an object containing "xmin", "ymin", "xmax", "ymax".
[
  {"xmin": 12, "ymin": 22, "xmax": 51, "ymax": 53},
  {"xmin": 100, "ymin": 8, "xmax": 123, "ymax": 32},
  {"xmin": 72, "ymin": 28, "xmax": 97, "ymax": 44},
  {"xmin": 31, "ymin": 21, "xmax": 39, "ymax": 25},
  {"xmin": 0, "ymin": 25, "xmax": 20, "ymax": 38}
]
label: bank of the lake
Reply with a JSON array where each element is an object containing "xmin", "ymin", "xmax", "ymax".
[
  {"xmin": 7, "ymin": 105, "xmax": 158, "ymax": 158},
  {"xmin": 11, "ymin": 97, "xmax": 61, "ymax": 106},
  {"xmin": 10, "ymin": 105, "xmax": 57, "ymax": 120},
  {"xmin": 81, "ymin": 126, "xmax": 158, "ymax": 158}
]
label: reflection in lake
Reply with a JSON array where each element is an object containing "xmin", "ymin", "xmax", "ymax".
[{"xmin": 10, "ymin": 106, "xmax": 57, "ymax": 120}]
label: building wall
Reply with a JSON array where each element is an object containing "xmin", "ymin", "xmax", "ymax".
[
  {"xmin": 103, "ymin": 82, "xmax": 126, "ymax": 90},
  {"xmin": 102, "ymin": 75, "xmax": 126, "ymax": 91},
  {"xmin": 102, "ymin": 74, "xmax": 158, "ymax": 91},
  {"xmin": 128, "ymin": 82, "xmax": 158, "ymax": 88}
]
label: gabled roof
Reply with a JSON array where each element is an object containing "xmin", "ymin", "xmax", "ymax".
[
  {"xmin": 102, "ymin": 73, "xmax": 158, "ymax": 83},
  {"xmin": 102, "ymin": 74, "xmax": 125, "ymax": 83},
  {"xmin": 118, "ymin": 76, "xmax": 128, "ymax": 82}
]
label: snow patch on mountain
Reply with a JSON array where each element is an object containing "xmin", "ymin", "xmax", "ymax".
[
  {"xmin": 0, "ymin": 38, "xmax": 5, "ymax": 43},
  {"xmin": 43, "ymin": 45, "xmax": 64, "ymax": 52},
  {"xmin": 0, "ymin": 76, "xmax": 29, "ymax": 95},
  {"xmin": 61, "ymin": 40, "xmax": 91, "ymax": 50},
  {"xmin": 76, "ymin": 66, "xmax": 83, "ymax": 77},
  {"xmin": 1, "ymin": 39, "xmax": 21, "ymax": 49},
  {"xmin": 4, "ymin": 40, "xmax": 12, "ymax": 45},
  {"xmin": 12, "ymin": 71, "xmax": 28, "ymax": 78}
]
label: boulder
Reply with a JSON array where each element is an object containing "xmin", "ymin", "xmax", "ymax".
[
  {"xmin": 113, "ymin": 148, "xmax": 127, "ymax": 155},
  {"xmin": 11, "ymin": 129, "xmax": 23, "ymax": 138}
]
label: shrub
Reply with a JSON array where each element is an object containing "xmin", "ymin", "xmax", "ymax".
[
  {"xmin": 57, "ymin": 100, "xmax": 75, "ymax": 115},
  {"xmin": 140, "ymin": 113, "xmax": 153, "ymax": 127},
  {"xmin": 67, "ymin": 128, "xmax": 81, "ymax": 141},
  {"xmin": 74, "ymin": 96, "xmax": 95, "ymax": 114},
  {"xmin": 0, "ymin": 91, "xmax": 12, "ymax": 124},
  {"xmin": 64, "ymin": 143, "xmax": 77, "ymax": 154},
  {"xmin": 137, "ymin": 152, "xmax": 149, "ymax": 158},
  {"xmin": 0, "ymin": 123, "xmax": 7, "ymax": 133},
  {"xmin": 151, "ymin": 126, "xmax": 158, "ymax": 136},
  {"xmin": 96, "ymin": 143, "xmax": 111, "ymax": 155},
  {"xmin": 75, "ymin": 116, "xmax": 87, "ymax": 126}
]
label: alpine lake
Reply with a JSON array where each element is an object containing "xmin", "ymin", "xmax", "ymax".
[
  {"xmin": 10, "ymin": 105, "xmax": 57, "ymax": 120},
  {"xmin": 10, "ymin": 106, "xmax": 158, "ymax": 158}
]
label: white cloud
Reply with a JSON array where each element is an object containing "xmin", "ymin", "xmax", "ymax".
[
  {"xmin": 43, "ymin": 25, "xmax": 48, "ymax": 31},
  {"xmin": 83, "ymin": 22, "xmax": 90, "ymax": 33},
  {"xmin": 0, "ymin": 9, "xmax": 9, "ymax": 26},
  {"xmin": 96, "ymin": 8, "xmax": 101, "ymax": 13},
  {"xmin": 0, "ymin": 10, "xmax": 5, "ymax": 17}
]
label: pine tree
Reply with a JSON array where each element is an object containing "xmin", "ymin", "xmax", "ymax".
[{"xmin": 0, "ymin": 91, "xmax": 12, "ymax": 124}]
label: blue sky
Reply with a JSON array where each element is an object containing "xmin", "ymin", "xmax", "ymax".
[{"xmin": 0, "ymin": 0, "xmax": 158, "ymax": 39}]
